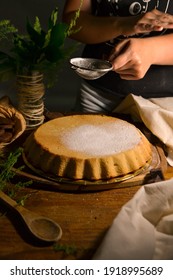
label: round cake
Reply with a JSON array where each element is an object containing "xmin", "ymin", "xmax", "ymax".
[{"xmin": 23, "ymin": 114, "xmax": 152, "ymax": 181}]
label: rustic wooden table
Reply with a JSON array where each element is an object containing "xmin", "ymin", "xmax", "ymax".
[
  {"xmin": 0, "ymin": 115, "xmax": 173, "ymax": 260},
  {"xmin": 0, "ymin": 181, "xmax": 142, "ymax": 260},
  {"xmin": 1, "ymin": 163, "xmax": 172, "ymax": 260}
]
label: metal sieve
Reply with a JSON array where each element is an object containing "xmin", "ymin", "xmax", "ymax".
[{"xmin": 70, "ymin": 57, "xmax": 113, "ymax": 80}]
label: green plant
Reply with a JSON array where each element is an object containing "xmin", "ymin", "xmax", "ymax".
[
  {"xmin": 0, "ymin": 20, "xmax": 17, "ymax": 40},
  {"xmin": 0, "ymin": 147, "xmax": 32, "ymax": 204},
  {"xmin": 0, "ymin": 6, "xmax": 80, "ymax": 87},
  {"xmin": 53, "ymin": 243, "xmax": 77, "ymax": 255},
  {"xmin": 0, "ymin": 148, "xmax": 23, "ymax": 190}
]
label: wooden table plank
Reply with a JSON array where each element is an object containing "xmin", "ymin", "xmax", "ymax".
[{"xmin": 0, "ymin": 183, "xmax": 141, "ymax": 260}]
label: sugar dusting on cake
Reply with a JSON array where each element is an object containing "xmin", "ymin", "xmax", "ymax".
[{"xmin": 60, "ymin": 121, "xmax": 141, "ymax": 156}]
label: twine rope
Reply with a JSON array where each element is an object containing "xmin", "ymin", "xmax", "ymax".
[{"xmin": 17, "ymin": 74, "xmax": 45, "ymax": 128}]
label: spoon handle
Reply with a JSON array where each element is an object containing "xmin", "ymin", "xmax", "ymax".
[
  {"xmin": 0, "ymin": 189, "xmax": 37, "ymax": 220},
  {"xmin": 0, "ymin": 189, "xmax": 18, "ymax": 208}
]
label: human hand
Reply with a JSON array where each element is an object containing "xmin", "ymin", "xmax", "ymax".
[
  {"xmin": 109, "ymin": 38, "xmax": 153, "ymax": 80},
  {"xmin": 121, "ymin": 9, "xmax": 173, "ymax": 36}
]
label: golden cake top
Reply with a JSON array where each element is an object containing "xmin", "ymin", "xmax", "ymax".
[{"xmin": 34, "ymin": 114, "xmax": 143, "ymax": 159}]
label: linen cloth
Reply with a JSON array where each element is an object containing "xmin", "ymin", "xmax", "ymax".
[
  {"xmin": 112, "ymin": 94, "xmax": 173, "ymax": 166},
  {"xmin": 93, "ymin": 178, "xmax": 173, "ymax": 260},
  {"xmin": 93, "ymin": 96, "xmax": 173, "ymax": 259}
]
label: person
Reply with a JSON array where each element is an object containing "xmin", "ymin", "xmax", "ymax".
[{"xmin": 63, "ymin": 0, "xmax": 173, "ymax": 113}]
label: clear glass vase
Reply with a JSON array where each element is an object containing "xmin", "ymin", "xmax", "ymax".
[{"xmin": 16, "ymin": 72, "xmax": 45, "ymax": 129}]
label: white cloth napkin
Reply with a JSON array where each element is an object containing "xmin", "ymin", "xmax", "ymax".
[
  {"xmin": 113, "ymin": 94, "xmax": 173, "ymax": 165},
  {"xmin": 93, "ymin": 178, "xmax": 173, "ymax": 260}
]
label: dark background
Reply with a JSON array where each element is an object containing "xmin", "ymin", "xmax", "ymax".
[{"xmin": 0, "ymin": 0, "xmax": 83, "ymax": 111}]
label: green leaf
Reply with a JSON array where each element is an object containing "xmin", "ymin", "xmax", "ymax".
[
  {"xmin": 44, "ymin": 23, "xmax": 68, "ymax": 62},
  {"xmin": 49, "ymin": 23, "xmax": 68, "ymax": 47},
  {"xmin": 45, "ymin": 46, "xmax": 64, "ymax": 62},
  {"xmin": 33, "ymin": 17, "xmax": 41, "ymax": 34},
  {"xmin": 53, "ymin": 243, "xmax": 77, "ymax": 255},
  {"xmin": 13, "ymin": 34, "xmax": 28, "ymax": 52},
  {"xmin": 12, "ymin": 34, "xmax": 42, "ymax": 66},
  {"xmin": 0, "ymin": 20, "xmax": 17, "ymax": 40},
  {"xmin": 13, "ymin": 36, "xmax": 30, "ymax": 58},
  {"xmin": 48, "ymin": 7, "xmax": 58, "ymax": 29},
  {"xmin": 0, "ymin": 148, "xmax": 33, "ymax": 204},
  {"xmin": 26, "ymin": 18, "xmax": 45, "ymax": 47},
  {"xmin": 43, "ymin": 29, "xmax": 51, "ymax": 48}
]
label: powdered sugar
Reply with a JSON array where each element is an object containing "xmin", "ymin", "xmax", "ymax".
[{"xmin": 60, "ymin": 122, "xmax": 141, "ymax": 156}]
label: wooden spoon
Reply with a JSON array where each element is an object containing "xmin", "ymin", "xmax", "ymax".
[{"xmin": 0, "ymin": 190, "xmax": 62, "ymax": 242}]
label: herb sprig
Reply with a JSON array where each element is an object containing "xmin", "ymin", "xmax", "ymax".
[{"xmin": 0, "ymin": 147, "xmax": 32, "ymax": 204}]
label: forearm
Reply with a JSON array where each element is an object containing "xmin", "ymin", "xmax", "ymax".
[
  {"xmin": 63, "ymin": 11, "xmax": 123, "ymax": 44},
  {"xmin": 147, "ymin": 33, "xmax": 173, "ymax": 65},
  {"xmin": 63, "ymin": 8, "xmax": 173, "ymax": 45}
]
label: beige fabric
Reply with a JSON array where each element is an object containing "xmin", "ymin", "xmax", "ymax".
[
  {"xmin": 93, "ymin": 178, "xmax": 173, "ymax": 260},
  {"xmin": 92, "ymin": 95, "xmax": 173, "ymax": 260},
  {"xmin": 113, "ymin": 94, "xmax": 173, "ymax": 165}
]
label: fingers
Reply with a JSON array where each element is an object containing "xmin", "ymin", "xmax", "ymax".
[
  {"xmin": 108, "ymin": 38, "xmax": 149, "ymax": 80},
  {"xmin": 109, "ymin": 40, "xmax": 129, "ymax": 61},
  {"xmin": 113, "ymin": 63, "xmax": 145, "ymax": 80},
  {"xmin": 135, "ymin": 9, "xmax": 173, "ymax": 33},
  {"xmin": 145, "ymin": 9, "xmax": 173, "ymax": 25},
  {"xmin": 111, "ymin": 53, "xmax": 133, "ymax": 74},
  {"xmin": 135, "ymin": 23, "xmax": 163, "ymax": 33},
  {"xmin": 152, "ymin": 9, "xmax": 173, "ymax": 25},
  {"xmin": 113, "ymin": 64, "xmax": 140, "ymax": 80}
]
